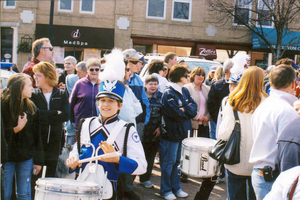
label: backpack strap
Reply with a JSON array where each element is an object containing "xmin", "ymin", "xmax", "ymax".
[{"xmin": 122, "ymin": 123, "xmax": 134, "ymax": 157}]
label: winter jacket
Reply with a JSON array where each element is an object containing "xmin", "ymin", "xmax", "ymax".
[
  {"xmin": 207, "ymin": 78, "xmax": 229, "ymax": 123},
  {"xmin": 1, "ymin": 100, "xmax": 43, "ymax": 165},
  {"xmin": 127, "ymin": 73, "xmax": 150, "ymax": 125},
  {"xmin": 143, "ymin": 90, "xmax": 163, "ymax": 143},
  {"xmin": 276, "ymin": 117, "xmax": 300, "ymax": 173},
  {"xmin": 161, "ymin": 83, "xmax": 197, "ymax": 142},
  {"xmin": 31, "ymin": 87, "xmax": 69, "ymax": 161},
  {"xmin": 70, "ymin": 76, "xmax": 99, "ymax": 130}
]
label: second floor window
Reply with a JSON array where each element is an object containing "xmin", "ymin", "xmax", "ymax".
[
  {"xmin": 172, "ymin": 0, "xmax": 192, "ymax": 22},
  {"xmin": 58, "ymin": 0, "xmax": 73, "ymax": 12},
  {"xmin": 257, "ymin": 0, "xmax": 273, "ymax": 27},
  {"xmin": 4, "ymin": 1, "xmax": 16, "ymax": 9},
  {"xmin": 233, "ymin": 0, "xmax": 252, "ymax": 25},
  {"xmin": 147, "ymin": 0, "xmax": 166, "ymax": 19},
  {"xmin": 80, "ymin": 0, "xmax": 95, "ymax": 14}
]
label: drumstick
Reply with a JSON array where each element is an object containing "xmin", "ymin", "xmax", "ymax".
[{"xmin": 78, "ymin": 152, "xmax": 122, "ymax": 163}]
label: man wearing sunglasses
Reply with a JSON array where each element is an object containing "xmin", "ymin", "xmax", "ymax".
[
  {"xmin": 118, "ymin": 49, "xmax": 150, "ymax": 200},
  {"xmin": 23, "ymin": 38, "xmax": 54, "ymax": 87}
]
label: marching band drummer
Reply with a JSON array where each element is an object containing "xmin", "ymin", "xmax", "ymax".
[{"xmin": 66, "ymin": 49, "xmax": 147, "ymax": 200}]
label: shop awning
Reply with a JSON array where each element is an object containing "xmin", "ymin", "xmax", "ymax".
[
  {"xmin": 252, "ymin": 28, "xmax": 300, "ymax": 51},
  {"xmin": 36, "ymin": 24, "xmax": 114, "ymax": 49}
]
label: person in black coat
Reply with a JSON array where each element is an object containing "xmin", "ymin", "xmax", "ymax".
[
  {"xmin": 30, "ymin": 62, "xmax": 69, "ymax": 178},
  {"xmin": 1, "ymin": 73, "xmax": 43, "ymax": 200}
]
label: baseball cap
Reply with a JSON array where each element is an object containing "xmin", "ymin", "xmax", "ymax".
[
  {"xmin": 210, "ymin": 66, "xmax": 218, "ymax": 72},
  {"xmin": 138, "ymin": 52, "xmax": 147, "ymax": 64},
  {"xmin": 123, "ymin": 49, "xmax": 144, "ymax": 60}
]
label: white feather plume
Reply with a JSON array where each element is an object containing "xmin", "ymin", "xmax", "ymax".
[
  {"xmin": 99, "ymin": 48, "xmax": 125, "ymax": 82},
  {"xmin": 231, "ymin": 52, "xmax": 249, "ymax": 75}
]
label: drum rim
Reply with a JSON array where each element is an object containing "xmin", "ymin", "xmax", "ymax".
[{"xmin": 35, "ymin": 178, "xmax": 100, "ymax": 194}]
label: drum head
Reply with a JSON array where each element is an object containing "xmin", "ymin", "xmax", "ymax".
[
  {"xmin": 183, "ymin": 137, "xmax": 217, "ymax": 148},
  {"xmin": 36, "ymin": 178, "xmax": 99, "ymax": 194}
]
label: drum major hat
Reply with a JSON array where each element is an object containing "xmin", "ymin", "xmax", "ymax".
[{"xmin": 96, "ymin": 80, "xmax": 125, "ymax": 102}]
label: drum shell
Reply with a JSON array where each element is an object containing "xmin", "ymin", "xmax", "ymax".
[
  {"xmin": 180, "ymin": 137, "xmax": 218, "ymax": 178},
  {"xmin": 35, "ymin": 178, "xmax": 100, "ymax": 200}
]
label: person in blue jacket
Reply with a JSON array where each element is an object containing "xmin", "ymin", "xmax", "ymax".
[{"xmin": 159, "ymin": 65, "xmax": 197, "ymax": 200}]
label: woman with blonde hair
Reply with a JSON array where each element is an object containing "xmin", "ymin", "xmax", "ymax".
[
  {"xmin": 2, "ymin": 73, "xmax": 43, "ymax": 200},
  {"xmin": 218, "ymin": 66, "xmax": 267, "ymax": 200},
  {"xmin": 214, "ymin": 66, "xmax": 224, "ymax": 81},
  {"xmin": 31, "ymin": 62, "xmax": 69, "ymax": 178}
]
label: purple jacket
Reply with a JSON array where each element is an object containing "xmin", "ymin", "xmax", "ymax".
[{"xmin": 70, "ymin": 76, "xmax": 99, "ymax": 131}]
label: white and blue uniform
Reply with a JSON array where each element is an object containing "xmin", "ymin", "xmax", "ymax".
[{"xmin": 69, "ymin": 114, "xmax": 147, "ymax": 184}]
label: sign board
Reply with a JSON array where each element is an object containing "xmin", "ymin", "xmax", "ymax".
[
  {"xmin": 53, "ymin": 46, "xmax": 65, "ymax": 64},
  {"xmin": 196, "ymin": 44, "xmax": 217, "ymax": 60},
  {"xmin": 252, "ymin": 28, "xmax": 300, "ymax": 51},
  {"xmin": 36, "ymin": 24, "xmax": 114, "ymax": 49},
  {"xmin": 83, "ymin": 49, "xmax": 101, "ymax": 61}
]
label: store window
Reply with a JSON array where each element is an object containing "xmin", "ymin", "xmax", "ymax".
[
  {"xmin": 257, "ymin": 0, "xmax": 274, "ymax": 27},
  {"xmin": 58, "ymin": 0, "xmax": 73, "ymax": 12},
  {"xmin": 4, "ymin": 1, "xmax": 16, "ymax": 9},
  {"xmin": 146, "ymin": 0, "xmax": 166, "ymax": 19},
  {"xmin": 80, "ymin": 0, "xmax": 95, "ymax": 14},
  {"xmin": 233, "ymin": 0, "xmax": 252, "ymax": 25},
  {"xmin": 172, "ymin": 0, "xmax": 192, "ymax": 22}
]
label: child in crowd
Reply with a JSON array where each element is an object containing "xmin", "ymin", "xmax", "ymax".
[{"xmin": 139, "ymin": 75, "xmax": 163, "ymax": 188}]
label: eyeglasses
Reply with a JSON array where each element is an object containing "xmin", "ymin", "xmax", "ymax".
[
  {"xmin": 183, "ymin": 74, "xmax": 189, "ymax": 79},
  {"xmin": 196, "ymin": 73, "xmax": 205, "ymax": 77},
  {"xmin": 89, "ymin": 68, "xmax": 100, "ymax": 72},
  {"xmin": 129, "ymin": 60, "xmax": 139, "ymax": 65},
  {"xmin": 42, "ymin": 47, "xmax": 54, "ymax": 51},
  {"xmin": 125, "ymin": 68, "xmax": 130, "ymax": 72}
]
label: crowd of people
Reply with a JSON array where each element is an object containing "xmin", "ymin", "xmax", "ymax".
[{"xmin": 1, "ymin": 36, "xmax": 300, "ymax": 200}]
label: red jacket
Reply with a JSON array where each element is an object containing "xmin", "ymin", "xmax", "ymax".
[{"xmin": 22, "ymin": 58, "xmax": 40, "ymax": 87}]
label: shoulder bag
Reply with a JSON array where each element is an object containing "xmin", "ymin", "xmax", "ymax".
[{"xmin": 209, "ymin": 109, "xmax": 240, "ymax": 165}]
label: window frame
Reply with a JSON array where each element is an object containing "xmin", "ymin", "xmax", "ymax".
[
  {"xmin": 58, "ymin": 0, "xmax": 73, "ymax": 13},
  {"xmin": 3, "ymin": 1, "xmax": 16, "ymax": 9},
  {"xmin": 79, "ymin": 0, "xmax": 95, "ymax": 14},
  {"xmin": 256, "ymin": 0, "xmax": 274, "ymax": 27},
  {"xmin": 146, "ymin": 0, "xmax": 167, "ymax": 20},
  {"xmin": 171, "ymin": 0, "xmax": 192, "ymax": 22},
  {"xmin": 232, "ymin": 0, "xmax": 252, "ymax": 26}
]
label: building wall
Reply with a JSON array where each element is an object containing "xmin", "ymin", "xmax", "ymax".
[{"xmin": 2, "ymin": 0, "xmax": 299, "ymax": 68}]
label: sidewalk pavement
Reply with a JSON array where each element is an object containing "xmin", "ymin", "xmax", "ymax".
[{"xmin": 132, "ymin": 163, "xmax": 228, "ymax": 200}]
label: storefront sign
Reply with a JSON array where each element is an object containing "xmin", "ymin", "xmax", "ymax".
[
  {"xmin": 252, "ymin": 28, "xmax": 300, "ymax": 51},
  {"xmin": 196, "ymin": 44, "xmax": 217, "ymax": 60},
  {"xmin": 36, "ymin": 24, "xmax": 114, "ymax": 49},
  {"xmin": 53, "ymin": 47, "xmax": 65, "ymax": 64},
  {"xmin": 83, "ymin": 48, "xmax": 101, "ymax": 61}
]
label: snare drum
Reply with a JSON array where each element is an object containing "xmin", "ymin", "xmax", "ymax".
[
  {"xmin": 180, "ymin": 137, "xmax": 218, "ymax": 178},
  {"xmin": 35, "ymin": 178, "xmax": 100, "ymax": 200}
]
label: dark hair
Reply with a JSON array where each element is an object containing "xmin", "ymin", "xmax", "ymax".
[
  {"xmin": 145, "ymin": 74, "xmax": 159, "ymax": 84},
  {"xmin": 168, "ymin": 65, "xmax": 190, "ymax": 83},
  {"xmin": 275, "ymin": 58, "xmax": 293, "ymax": 67},
  {"xmin": 164, "ymin": 52, "xmax": 176, "ymax": 63},
  {"xmin": 270, "ymin": 64, "xmax": 296, "ymax": 89},
  {"xmin": 190, "ymin": 66, "xmax": 206, "ymax": 83},
  {"xmin": 148, "ymin": 60, "xmax": 164, "ymax": 74}
]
